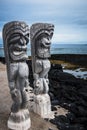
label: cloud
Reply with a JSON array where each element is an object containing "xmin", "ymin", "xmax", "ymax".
[
  {"xmin": 1, "ymin": 0, "xmax": 87, "ymax": 25},
  {"xmin": 0, "ymin": 0, "xmax": 87, "ymax": 43},
  {"xmin": 2, "ymin": 0, "xmax": 87, "ymax": 11},
  {"xmin": 52, "ymin": 33, "xmax": 79, "ymax": 43},
  {"xmin": 5, "ymin": 0, "xmax": 60, "ymax": 5},
  {"xmin": 7, "ymin": 0, "xmax": 86, "ymax": 6},
  {"xmin": 51, "ymin": 22, "xmax": 87, "ymax": 43},
  {"xmin": 76, "ymin": 19, "xmax": 87, "ymax": 26}
]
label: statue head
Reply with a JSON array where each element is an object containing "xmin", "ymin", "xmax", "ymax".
[
  {"xmin": 3, "ymin": 21, "xmax": 29, "ymax": 61},
  {"xmin": 30, "ymin": 23, "xmax": 54, "ymax": 58}
]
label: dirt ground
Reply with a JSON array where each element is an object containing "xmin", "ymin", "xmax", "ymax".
[{"xmin": 0, "ymin": 62, "xmax": 58, "ymax": 130}]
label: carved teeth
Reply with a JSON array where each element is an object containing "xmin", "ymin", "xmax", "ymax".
[
  {"xmin": 44, "ymin": 49, "xmax": 48, "ymax": 52},
  {"xmin": 13, "ymin": 51, "xmax": 24, "ymax": 55},
  {"xmin": 39, "ymin": 48, "xmax": 48, "ymax": 53}
]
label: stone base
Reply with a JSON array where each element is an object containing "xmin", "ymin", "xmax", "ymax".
[
  {"xmin": 8, "ymin": 109, "xmax": 31, "ymax": 130},
  {"xmin": 33, "ymin": 94, "xmax": 53, "ymax": 118}
]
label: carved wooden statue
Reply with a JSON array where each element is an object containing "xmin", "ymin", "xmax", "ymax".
[
  {"xmin": 30, "ymin": 23, "xmax": 54, "ymax": 118},
  {"xmin": 3, "ymin": 21, "xmax": 31, "ymax": 130},
  {"xmin": 30, "ymin": 23, "xmax": 54, "ymax": 95}
]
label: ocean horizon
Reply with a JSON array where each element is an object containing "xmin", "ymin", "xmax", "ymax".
[
  {"xmin": 0, "ymin": 43, "xmax": 87, "ymax": 57},
  {"xmin": 51, "ymin": 43, "xmax": 87, "ymax": 55}
]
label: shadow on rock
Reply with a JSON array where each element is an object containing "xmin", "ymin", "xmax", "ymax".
[{"xmin": 49, "ymin": 64, "xmax": 87, "ymax": 130}]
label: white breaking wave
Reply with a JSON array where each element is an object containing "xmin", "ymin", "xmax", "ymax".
[{"xmin": 63, "ymin": 68, "xmax": 87, "ymax": 80}]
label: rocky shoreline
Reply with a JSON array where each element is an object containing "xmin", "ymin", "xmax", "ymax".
[
  {"xmin": 49, "ymin": 63, "xmax": 87, "ymax": 130},
  {"xmin": 50, "ymin": 54, "xmax": 87, "ymax": 80},
  {"xmin": 50, "ymin": 54, "xmax": 87, "ymax": 67}
]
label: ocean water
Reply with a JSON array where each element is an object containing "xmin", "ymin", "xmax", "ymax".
[
  {"xmin": 51, "ymin": 44, "xmax": 87, "ymax": 55},
  {"xmin": 0, "ymin": 43, "xmax": 87, "ymax": 57}
]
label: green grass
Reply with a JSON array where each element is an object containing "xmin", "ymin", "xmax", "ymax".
[{"xmin": 50, "ymin": 60, "xmax": 87, "ymax": 70}]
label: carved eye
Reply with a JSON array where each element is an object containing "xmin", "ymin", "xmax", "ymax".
[
  {"xmin": 9, "ymin": 35, "xmax": 20, "ymax": 44},
  {"xmin": 25, "ymin": 89, "xmax": 28, "ymax": 92},
  {"xmin": 25, "ymin": 34, "xmax": 29, "ymax": 44},
  {"xmin": 20, "ymin": 36, "xmax": 27, "ymax": 45},
  {"xmin": 37, "ymin": 81, "xmax": 39, "ymax": 84}
]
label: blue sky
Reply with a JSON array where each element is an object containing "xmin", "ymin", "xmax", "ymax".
[{"xmin": 0, "ymin": 0, "xmax": 87, "ymax": 44}]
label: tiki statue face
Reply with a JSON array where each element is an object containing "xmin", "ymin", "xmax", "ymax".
[
  {"xmin": 8, "ymin": 33, "xmax": 29, "ymax": 61},
  {"xmin": 36, "ymin": 34, "xmax": 51, "ymax": 58},
  {"xmin": 30, "ymin": 23, "xmax": 54, "ymax": 59},
  {"xmin": 3, "ymin": 21, "xmax": 29, "ymax": 62}
]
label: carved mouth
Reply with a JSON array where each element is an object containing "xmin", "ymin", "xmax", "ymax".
[
  {"xmin": 14, "ymin": 45, "xmax": 27, "ymax": 51},
  {"xmin": 44, "ymin": 48, "xmax": 49, "ymax": 52},
  {"xmin": 9, "ymin": 44, "xmax": 28, "ymax": 61},
  {"xmin": 10, "ymin": 50, "xmax": 28, "ymax": 61},
  {"xmin": 13, "ymin": 51, "xmax": 25, "ymax": 56},
  {"xmin": 41, "ymin": 37, "xmax": 51, "ymax": 48},
  {"xmin": 42, "ymin": 42, "xmax": 51, "ymax": 48},
  {"xmin": 12, "ymin": 45, "xmax": 27, "ymax": 57},
  {"xmin": 39, "ymin": 48, "xmax": 49, "ymax": 53}
]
